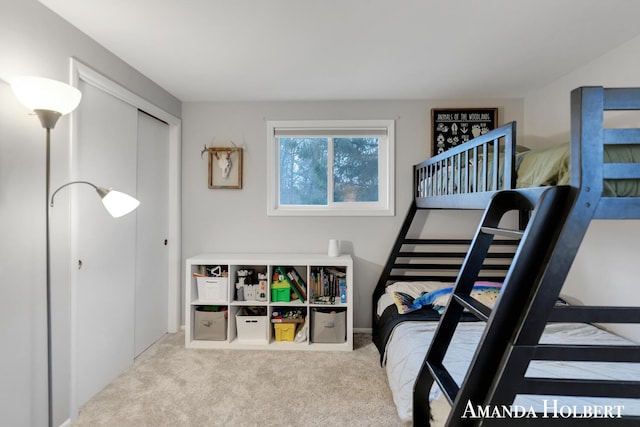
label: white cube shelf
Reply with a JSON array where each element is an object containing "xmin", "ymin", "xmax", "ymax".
[{"xmin": 185, "ymin": 253, "xmax": 353, "ymax": 351}]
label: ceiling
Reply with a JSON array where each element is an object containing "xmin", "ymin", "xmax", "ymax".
[{"xmin": 40, "ymin": 0, "xmax": 640, "ymax": 102}]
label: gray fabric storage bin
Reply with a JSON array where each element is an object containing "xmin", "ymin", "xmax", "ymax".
[
  {"xmin": 194, "ymin": 307, "xmax": 227, "ymax": 341},
  {"xmin": 311, "ymin": 309, "xmax": 346, "ymax": 343}
]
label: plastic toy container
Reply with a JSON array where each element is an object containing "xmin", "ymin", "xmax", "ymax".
[
  {"xmin": 274, "ymin": 323, "xmax": 297, "ymax": 342},
  {"xmin": 236, "ymin": 308, "xmax": 268, "ymax": 341},
  {"xmin": 196, "ymin": 276, "xmax": 228, "ymax": 302},
  {"xmin": 270, "ymin": 281, "xmax": 290, "ymax": 302}
]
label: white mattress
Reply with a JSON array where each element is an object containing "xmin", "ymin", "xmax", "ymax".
[{"xmin": 384, "ymin": 319, "xmax": 640, "ymax": 423}]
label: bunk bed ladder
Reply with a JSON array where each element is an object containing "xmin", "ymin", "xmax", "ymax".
[
  {"xmin": 479, "ymin": 86, "xmax": 640, "ymax": 425},
  {"xmin": 413, "ymin": 185, "xmax": 576, "ymax": 426}
]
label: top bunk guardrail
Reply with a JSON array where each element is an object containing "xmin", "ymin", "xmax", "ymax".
[
  {"xmin": 414, "ymin": 121, "xmax": 516, "ymax": 209},
  {"xmin": 414, "ymin": 87, "xmax": 640, "ymax": 214},
  {"xmin": 571, "ymin": 86, "xmax": 640, "ymax": 219}
]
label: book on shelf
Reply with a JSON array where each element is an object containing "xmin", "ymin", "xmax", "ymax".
[{"xmin": 310, "ymin": 267, "xmax": 346, "ymax": 304}]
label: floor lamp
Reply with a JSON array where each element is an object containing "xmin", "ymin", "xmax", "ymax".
[{"xmin": 11, "ymin": 76, "xmax": 140, "ymax": 427}]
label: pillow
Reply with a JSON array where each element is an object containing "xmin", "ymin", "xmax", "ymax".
[
  {"xmin": 385, "ymin": 281, "xmax": 453, "ymax": 299},
  {"xmin": 393, "ymin": 282, "xmax": 502, "ymax": 315},
  {"xmin": 516, "ymin": 143, "xmax": 570, "ymax": 188}
]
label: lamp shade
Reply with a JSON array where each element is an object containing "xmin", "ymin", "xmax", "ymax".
[
  {"xmin": 11, "ymin": 76, "xmax": 82, "ymax": 115},
  {"xmin": 98, "ymin": 188, "xmax": 141, "ymax": 218}
]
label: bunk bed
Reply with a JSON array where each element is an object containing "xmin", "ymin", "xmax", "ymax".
[{"xmin": 372, "ymin": 86, "xmax": 640, "ymax": 426}]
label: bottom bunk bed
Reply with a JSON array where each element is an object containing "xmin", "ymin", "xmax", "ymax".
[
  {"xmin": 375, "ymin": 283, "xmax": 640, "ymax": 424},
  {"xmin": 373, "ymin": 86, "xmax": 640, "ymax": 426}
]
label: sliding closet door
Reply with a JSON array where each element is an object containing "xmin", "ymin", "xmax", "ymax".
[
  {"xmin": 75, "ymin": 80, "xmax": 138, "ymax": 404},
  {"xmin": 134, "ymin": 111, "xmax": 169, "ymax": 356}
]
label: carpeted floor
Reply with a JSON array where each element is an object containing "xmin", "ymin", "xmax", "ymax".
[{"xmin": 72, "ymin": 332, "xmax": 412, "ymax": 427}]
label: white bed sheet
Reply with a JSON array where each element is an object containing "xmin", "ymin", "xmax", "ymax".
[{"xmin": 384, "ymin": 320, "xmax": 640, "ymax": 423}]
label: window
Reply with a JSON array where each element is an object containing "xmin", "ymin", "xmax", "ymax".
[{"xmin": 267, "ymin": 120, "xmax": 394, "ymax": 216}]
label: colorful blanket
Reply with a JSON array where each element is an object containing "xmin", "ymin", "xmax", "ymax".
[{"xmin": 393, "ymin": 282, "xmax": 502, "ymax": 315}]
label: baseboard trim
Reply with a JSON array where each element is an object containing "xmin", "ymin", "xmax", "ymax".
[
  {"xmin": 354, "ymin": 327, "xmax": 372, "ymax": 334},
  {"xmin": 59, "ymin": 418, "xmax": 71, "ymax": 427}
]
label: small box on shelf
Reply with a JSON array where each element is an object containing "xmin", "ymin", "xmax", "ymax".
[
  {"xmin": 193, "ymin": 306, "xmax": 228, "ymax": 341},
  {"xmin": 311, "ymin": 308, "xmax": 346, "ymax": 343},
  {"xmin": 236, "ymin": 307, "xmax": 268, "ymax": 341},
  {"xmin": 274, "ymin": 323, "xmax": 298, "ymax": 342},
  {"xmin": 196, "ymin": 276, "xmax": 228, "ymax": 302}
]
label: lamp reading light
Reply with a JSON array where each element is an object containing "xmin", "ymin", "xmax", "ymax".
[
  {"xmin": 51, "ymin": 181, "xmax": 141, "ymax": 218},
  {"xmin": 98, "ymin": 189, "xmax": 141, "ymax": 218}
]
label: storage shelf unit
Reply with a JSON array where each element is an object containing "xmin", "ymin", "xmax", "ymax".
[{"xmin": 185, "ymin": 253, "xmax": 353, "ymax": 351}]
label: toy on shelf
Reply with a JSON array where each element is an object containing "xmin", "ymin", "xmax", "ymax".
[
  {"xmin": 257, "ymin": 273, "xmax": 268, "ymax": 302},
  {"xmin": 235, "ymin": 269, "xmax": 251, "ymax": 301},
  {"xmin": 271, "ymin": 272, "xmax": 291, "ymax": 302},
  {"xmin": 270, "ymin": 308, "xmax": 305, "ymax": 323}
]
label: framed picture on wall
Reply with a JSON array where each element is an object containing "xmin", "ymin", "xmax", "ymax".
[
  {"xmin": 207, "ymin": 147, "xmax": 243, "ymax": 189},
  {"xmin": 431, "ymin": 107, "xmax": 498, "ymax": 155}
]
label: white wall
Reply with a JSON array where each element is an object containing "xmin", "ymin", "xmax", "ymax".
[
  {"xmin": 523, "ymin": 35, "xmax": 640, "ymax": 342},
  {"xmin": 0, "ymin": 1, "xmax": 180, "ymax": 425},
  {"xmin": 524, "ymin": 35, "xmax": 640, "ymax": 147},
  {"xmin": 181, "ymin": 98, "xmax": 524, "ymax": 330}
]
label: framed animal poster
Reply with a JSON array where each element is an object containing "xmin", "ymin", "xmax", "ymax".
[
  {"xmin": 431, "ymin": 107, "xmax": 498, "ymax": 155},
  {"xmin": 207, "ymin": 147, "xmax": 243, "ymax": 189}
]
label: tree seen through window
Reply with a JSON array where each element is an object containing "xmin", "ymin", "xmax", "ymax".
[{"xmin": 279, "ymin": 137, "xmax": 379, "ymax": 205}]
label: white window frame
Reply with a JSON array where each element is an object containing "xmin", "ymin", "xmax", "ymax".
[{"xmin": 267, "ymin": 119, "xmax": 395, "ymax": 216}]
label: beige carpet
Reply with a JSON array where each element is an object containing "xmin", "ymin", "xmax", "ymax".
[{"xmin": 72, "ymin": 332, "xmax": 414, "ymax": 427}]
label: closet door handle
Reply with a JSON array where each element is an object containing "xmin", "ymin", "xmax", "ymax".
[
  {"xmin": 78, "ymin": 259, "xmax": 83, "ymax": 270},
  {"xmin": 164, "ymin": 239, "xmax": 168, "ymax": 246}
]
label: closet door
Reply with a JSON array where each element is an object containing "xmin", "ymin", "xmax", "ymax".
[
  {"xmin": 75, "ymin": 80, "xmax": 138, "ymax": 405},
  {"xmin": 134, "ymin": 111, "xmax": 169, "ymax": 355}
]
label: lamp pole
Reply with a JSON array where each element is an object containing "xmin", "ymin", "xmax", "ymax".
[
  {"xmin": 28, "ymin": 106, "xmax": 63, "ymax": 427},
  {"xmin": 38, "ymin": 108, "xmax": 62, "ymax": 427},
  {"xmin": 45, "ymin": 124, "xmax": 54, "ymax": 427}
]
